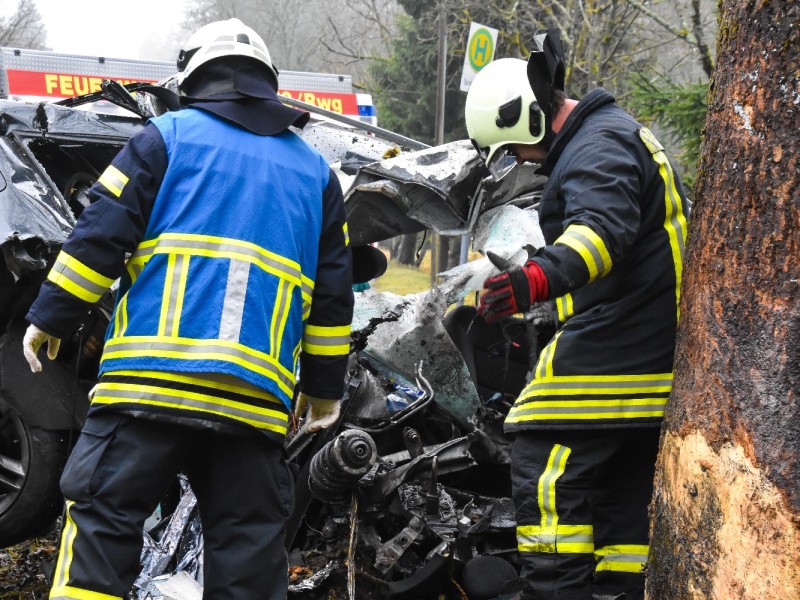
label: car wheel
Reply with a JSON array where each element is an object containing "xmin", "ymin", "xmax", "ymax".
[{"xmin": 0, "ymin": 406, "xmax": 68, "ymax": 548}]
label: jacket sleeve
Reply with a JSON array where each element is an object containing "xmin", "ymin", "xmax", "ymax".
[
  {"xmin": 26, "ymin": 123, "xmax": 167, "ymax": 338},
  {"xmin": 298, "ymin": 169, "xmax": 354, "ymax": 400},
  {"xmin": 531, "ymin": 134, "xmax": 642, "ymax": 298}
]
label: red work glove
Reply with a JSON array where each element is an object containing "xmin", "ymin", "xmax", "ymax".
[{"xmin": 478, "ymin": 260, "xmax": 549, "ymax": 324}]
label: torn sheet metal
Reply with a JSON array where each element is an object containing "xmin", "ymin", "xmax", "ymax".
[
  {"xmin": 357, "ymin": 285, "xmax": 480, "ymax": 429},
  {"xmin": 344, "ymin": 140, "xmax": 486, "ymax": 245}
]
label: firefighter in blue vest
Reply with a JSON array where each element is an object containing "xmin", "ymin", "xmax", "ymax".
[
  {"xmin": 22, "ymin": 18, "xmax": 353, "ymax": 600},
  {"xmin": 464, "ymin": 30, "xmax": 689, "ymax": 600}
]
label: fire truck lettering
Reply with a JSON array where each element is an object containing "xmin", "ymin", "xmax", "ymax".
[
  {"xmin": 74, "ymin": 77, "xmax": 89, "ymax": 96},
  {"xmin": 89, "ymin": 77, "xmax": 103, "ymax": 93},
  {"xmin": 301, "ymin": 92, "xmax": 316, "ymax": 104},
  {"xmin": 59, "ymin": 75, "xmax": 73, "ymax": 96},
  {"xmin": 331, "ymin": 98, "xmax": 342, "ymax": 113},
  {"xmin": 44, "ymin": 74, "xmax": 58, "ymax": 94}
]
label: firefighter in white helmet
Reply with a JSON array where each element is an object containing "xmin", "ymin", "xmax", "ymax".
[
  {"xmin": 24, "ymin": 18, "xmax": 352, "ymax": 599},
  {"xmin": 464, "ymin": 30, "xmax": 690, "ymax": 600}
]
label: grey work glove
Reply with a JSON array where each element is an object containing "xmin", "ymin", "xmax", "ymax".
[
  {"xmin": 294, "ymin": 392, "xmax": 341, "ymax": 433},
  {"xmin": 22, "ymin": 324, "xmax": 61, "ymax": 373}
]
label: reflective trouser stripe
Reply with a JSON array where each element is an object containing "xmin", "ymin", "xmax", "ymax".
[
  {"xmin": 517, "ymin": 524, "xmax": 594, "ymax": 553},
  {"xmin": 517, "ymin": 444, "xmax": 595, "ymax": 555},
  {"xmin": 50, "ymin": 586, "xmax": 123, "ymax": 600},
  {"xmin": 49, "ymin": 501, "xmax": 124, "ymax": 600},
  {"xmin": 302, "ymin": 324, "xmax": 352, "ymax": 356},
  {"xmin": 539, "ymin": 444, "xmax": 570, "ymax": 527},
  {"xmin": 595, "ymin": 544, "xmax": 649, "ymax": 573}
]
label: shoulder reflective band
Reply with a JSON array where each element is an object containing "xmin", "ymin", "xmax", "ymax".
[
  {"xmin": 97, "ymin": 164, "xmax": 129, "ymax": 198},
  {"xmin": 302, "ymin": 324, "xmax": 351, "ymax": 356},
  {"xmin": 554, "ymin": 223, "xmax": 613, "ymax": 282},
  {"xmin": 48, "ymin": 250, "xmax": 115, "ymax": 303}
]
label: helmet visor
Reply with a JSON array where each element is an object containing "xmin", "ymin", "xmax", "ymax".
[{"xmin": 471, "ymin": 139, "xmax": 518, "ymax": 181}]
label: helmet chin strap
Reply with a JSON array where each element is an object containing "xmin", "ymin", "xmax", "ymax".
[{"xmin": 527, "ymin": 29, "xmax": 566, "ymax": 150}]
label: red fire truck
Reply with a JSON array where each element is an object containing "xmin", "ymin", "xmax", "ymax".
[{"xmin": 0, "ymin": 46, "xmax": 377, "ymax": 124}]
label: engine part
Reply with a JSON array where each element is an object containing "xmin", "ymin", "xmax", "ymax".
[
  {"xmin": 308, "ymin": 429, "xmax": 377, "ymax": 502},
  {"xmin": 374, "ymin": 515, "xmax": 426, "ymax": 574}
]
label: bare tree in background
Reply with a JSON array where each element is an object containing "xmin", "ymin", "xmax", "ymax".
[
  {"xmin": 0, "ymin": 0, "xmax": 46, "ymax": 49},
  {"xmin": 182, "ymin": 0, "xmax": 400, "ymax": 81}
]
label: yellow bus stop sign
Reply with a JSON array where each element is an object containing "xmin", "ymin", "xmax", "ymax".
[
  {"xmin": 461, "ymin": 22, "xmax": 498, "ymax": 92},
  {"xmin": 468, "ymin": 28, "xmax": 495, "ymax": 71}
]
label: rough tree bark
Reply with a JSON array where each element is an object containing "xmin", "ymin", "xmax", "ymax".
[{"xmin": 647, "ymin": 1, "xmax": 800, "ymax": 598}]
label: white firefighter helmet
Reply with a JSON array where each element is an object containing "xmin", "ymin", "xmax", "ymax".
[
  {"xmin": 176, "ymin": 18, "xmax": 278, "ymax": 91},
  {"xmin": 464, "ymin": 58, "xmax": 546, "ymax": 169}
]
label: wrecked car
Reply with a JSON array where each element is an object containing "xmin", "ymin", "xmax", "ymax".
[{"xmin": 0, "ymin": 81, "xmax": 553, "ymax": 599}]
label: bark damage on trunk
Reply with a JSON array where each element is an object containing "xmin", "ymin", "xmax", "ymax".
[{"xmin": 648, "ymin": 0, "xmax": 800, "ymax": 598}]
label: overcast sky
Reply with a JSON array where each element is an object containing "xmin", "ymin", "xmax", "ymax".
[{"xmin": 29, "ymin": 0, "xmax": 188, "ymax": 61}]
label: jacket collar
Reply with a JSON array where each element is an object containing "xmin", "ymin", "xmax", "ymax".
[
  {"xmin": 540, "ymin": 88, "xmax": 616, "ymax": 174},
  {"xmin": 185, "ymin": 98, "xmax": 309, "ymax": 135}
]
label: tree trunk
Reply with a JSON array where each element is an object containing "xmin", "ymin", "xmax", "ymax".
[{"xmin": 648, "ymin": 1, "xmax": 800, "ymax": 598}]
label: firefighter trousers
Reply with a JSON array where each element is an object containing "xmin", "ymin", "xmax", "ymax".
[
  {"xmin": 511, "ymin": 428, "xmax": 660, "ymax": 600},
  {"xmin": 48, "ymin": 411, "xmax": 294, "ymax": 600}
]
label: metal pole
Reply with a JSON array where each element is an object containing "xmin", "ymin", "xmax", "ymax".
[{"xmin": 431, "ymin": 0, "xmax": 447, "ymax": 285}]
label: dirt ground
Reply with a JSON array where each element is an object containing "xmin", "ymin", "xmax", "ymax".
[{"xmin": 0, "ymin": 525, "xmax": 60, "ymax": 599}]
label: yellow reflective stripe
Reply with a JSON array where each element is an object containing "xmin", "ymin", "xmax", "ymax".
[
  {"xmin": 129, "ymin": 233, "xmax": 315, "ymax": 305},
  {"xmin": 517, "ymin": 524, "xmax": 594, "ymax": 554},
  {"xmin": 106, "ymin": 370, "xmax": 284, "ymax": 405},
  {"xmin": 102, "ymin": 336, "xmax": 295, "ymax": 397},
  {"xmin": 51, "ymin": 501, "xmax": 78, "ymax": 593},
  {"xmin": 343, "ymin": 222, "xmax": 350, "ymax": 246},
  {"xmin": 595, "ymin": 544, "xmax": 649, "ymax": 573},
  {"xmin": 538, "ymin": 443, "xmax": 570, "ymax": 527},
  {"xmin": 158, "ymin": 254, "xmax": 177, "ymax": 336},
  {"xmin": 535, "ymin": 330, "xmax": 562, "ymax": 379},
  {"xmin": 91, "ymin": 381, "xmax": 289, "ymax": 434},
  {"xmin": 556, "ymin": 293, "xmax": 573, "ymax": 322},
  {"xmin": 293, "ymin": 341, "xmax": 302, "ymax": 370},
  {"xmin": 113, "ymin": 292, "xmax": 128, "ymax": 337},
  {"xmin": 521, "ymin": 373, "xmax": 673, "ymax": 398},
  {"xmin": 270, "ymin": 280, "xmax": 293, "ymax": 357},
  {"xmin": 302, "ymin": 324, "xmax": 352, "ymax": 356},
  {"xmin": 97, "ymin": 164, "xmax": 128, "ymax": 198},
  {"xmin": 554, "ymin": 224, "xmax": 613, "ymax": 282},
  {"xmin": 639, "ymin": 127, "xmax": 687, "ymax": 321},
  {"xmin": 506, "ymin": 397, "xmax": 668, "ymax": 423},
  {"xmin": 48, "ymin": 251, "xmax": 114, "ymax": 303},
  {"xmin": 50, "ymin": 587, "xmax": 123, "ymax": 600}
]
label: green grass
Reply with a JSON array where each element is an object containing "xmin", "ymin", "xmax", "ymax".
[{"xmin": 371, "ymin": 259, "xmax": 431, "ymax": 296}]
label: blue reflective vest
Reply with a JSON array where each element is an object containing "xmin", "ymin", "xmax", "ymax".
[{"xmin": 99, "ymin": 109, "xmax": 330, "ymax": 409}]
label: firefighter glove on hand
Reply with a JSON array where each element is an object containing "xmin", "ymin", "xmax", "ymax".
[
  {"xmin": 295, "ymin": 392, "xmax": 341, "ymax": 433},
  {"xmin": 22, "ymin": 324, "xmax": 61, "ymax": 373},
  {"xmin": 479, "ymin": 260, "xmax": 549, "ymax": 324}
]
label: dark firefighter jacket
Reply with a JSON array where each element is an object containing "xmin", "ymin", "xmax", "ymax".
[
  {"xmin": 27, "ymin": 105, "xmax": 354, "ymax": 444},
  {"xmin": 504, "ymin": 88, "xmax": 689, "ymax": 433}
]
